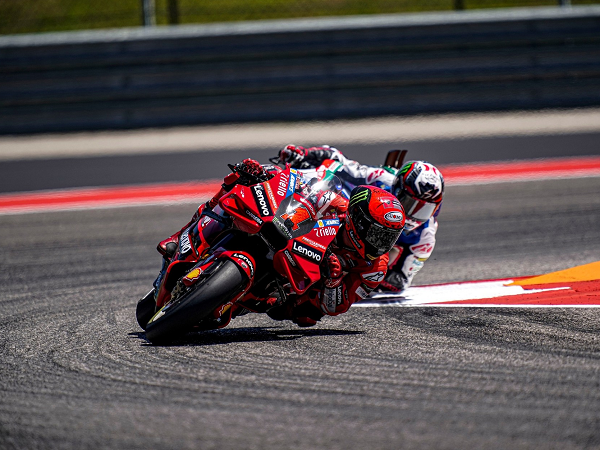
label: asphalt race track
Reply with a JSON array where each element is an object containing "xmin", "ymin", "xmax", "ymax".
[{"xmin": 1, "ymin": 126, "xmax": 600, "ymax": 449}]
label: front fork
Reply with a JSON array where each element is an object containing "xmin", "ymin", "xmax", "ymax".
[{"xmin": 153, "ymin": 257, "xmax": 170, "ymax": 294}]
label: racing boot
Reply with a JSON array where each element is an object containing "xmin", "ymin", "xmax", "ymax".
[
  {"xmin": 290, "ymin": 299, "xmax": 323, "ymax": 327},
  {"xmin": 155, "ymin": 174, "xmax": 237, "ymax": 259},
  {"xmin": 292, "ymin": 316, "xmax": 318, "ymax": 328}
]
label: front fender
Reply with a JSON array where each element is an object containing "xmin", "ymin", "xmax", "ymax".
[{"xmin": 220, "ymin": 250, "xmax": 256, "ymax": 282}]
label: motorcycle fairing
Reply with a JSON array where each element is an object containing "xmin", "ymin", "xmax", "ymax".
[
  {"xmin": 272, "ymin": 222, "xmax": 340, "ymax": 294},
  {"xmin": 220, "ymin": 168, "xmax": 342, "ymax": 295},
  {"xmin": 274, "ymin": 194, "xmax": 317, "ymax": 239}
]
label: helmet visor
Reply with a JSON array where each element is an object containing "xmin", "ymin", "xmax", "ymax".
[
  {"xmin": 365, "ymin": 223, "xmax": 401, "ymax": 256},
  {"xmin": 353, "ymin": 206, "xmax": 401, "ymax": 256},
  {"xmin": 397, "ymin": 191, "xmax": 438, "ymax": 223}
]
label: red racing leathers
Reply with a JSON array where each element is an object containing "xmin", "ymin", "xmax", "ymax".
[{"xmin": 286, "ymin": 232, "xmax": 390, "ymax": 326}]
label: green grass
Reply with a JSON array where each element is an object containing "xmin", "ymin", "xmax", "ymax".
[{"xmin": 0, "ymin": 0, "xmax": 597, "ymax": 35}]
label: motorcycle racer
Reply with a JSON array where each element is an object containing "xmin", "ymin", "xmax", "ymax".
[
  {"xmin": 278, "ymin": 144, "xmax": 444, "ymax": 293},
  {"xmin": 153, "ymin": 158, "xmax": 405, "ymax": 328},
  {"xmin": 270, "ymin": 184, "xmax": 405, "ymax": 326}
]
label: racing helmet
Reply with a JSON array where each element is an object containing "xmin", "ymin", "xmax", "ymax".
[
  {"xmin": 393, "ymin": 161, "xmax": 444, "ymax": 232},
  {"xmin": 345, "ymin": 186, "xmax": 406, "ymax": 260}
]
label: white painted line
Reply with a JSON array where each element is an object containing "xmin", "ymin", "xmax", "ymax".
[
  {"xmin": 355, "ymin": 303, "xmax": 600, "ymax": 308},
  {"xmin": 363, "ymin": 280, "xmax": 567, "ymax": 304},
  {"xmin": 354, "ymin": 279, "xmax": 577, "ymax": 308}
]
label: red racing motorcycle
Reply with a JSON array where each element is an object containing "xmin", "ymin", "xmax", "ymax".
[{"xmin": 136, "ymin": 165, "xmax": 344, "ymax": 344}]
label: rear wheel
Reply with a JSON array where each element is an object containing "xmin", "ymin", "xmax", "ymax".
[{"xmin": 145, "ymin": 259, "xmax": 247, "ymax": 344}]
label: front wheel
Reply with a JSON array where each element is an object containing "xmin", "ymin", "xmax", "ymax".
[{"xmin": 145, "ymin": 259, "xmax": 248, "ymax": 344}]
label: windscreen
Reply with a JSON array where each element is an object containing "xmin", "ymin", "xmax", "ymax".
[{"xmin": 273, "ymin": 171, "xmax": 342, "ymax": 239}]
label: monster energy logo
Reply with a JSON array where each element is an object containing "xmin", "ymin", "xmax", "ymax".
[
  {"xmin": 349, "ymin": 188, "xmax": 369, "ymax": 207},
  {"xmin": 399, "ymin": 162, "xmax": 412, "ymax": 175}
]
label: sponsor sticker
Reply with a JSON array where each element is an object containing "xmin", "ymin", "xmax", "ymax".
[
  {"xmin": 301, "ymin": 236, "xmax": 327, "ymax": 251},
  {"xmin": 287, "ymin": 173, "xmax": 296, "ymax": 197},
  {"xmin": 345, "ymin": 258, "xmax": 358, "ymax": 268},
  {"xmin": 232, "ymin": 253, "xmax": 254, "ymax": 278},
  {"xmin": 355, "ymin": 285, "xmax": 369, "ymax": 299},
  {"xmin": 252, "ymin": 185, "xmax": 273, "ymax": 217},
  {"xmin": 216, "ymin": 302, "xmax": 232, "ymax": 317},
  {"xmin": 410, "ymin": 243, "xmax": 434, "ymax": 256},
  {"xmin": 179, "ymin": 232, "xmax": 192, "ymax": 254},
  {"xmin": 348, "ymin": 229, "xmax": 362, "ymax": 249},
  {"xmin": 316, "ymin": 218, "xmax": 340, "ymax": 228},
  {"xmin": 201, "ymin": 216, "xmax": 212, "ymax": 228},
  {"xmin": 350, "ymin": 188, "xmax": 369, "ymax": 207},
  {"xmin": 277, "ymin": 171, "xmax": 290, "ymax": 197},
  {"xmin": 322, "ymin": 285, "xmax": 342, "ymax": 314},
  {"xmin": 273, "ymin": 218, "xmax": 292, "ymax": 239},
  {"xmin": 317, "ymin": 191, "xmax": 333, "ymax": 209},
  {"xmin": 297, "ymin": 196, "xmax": 316, "ymax": 216},
  {"xmin": 292, "ymin": 240, "xmax": 323, "ymax": 263},
  {"xmin": 330, "ymin": 161, "xmax": 342, "ymax": 172},
  {"xmin": 245, "ymin": 208, "xmax": 263, "ymax": 225},
  {"xmin": 264, "ymin": 183, "xmax": 278, "ymax": 211},
  {"xmin": 284, "ymin": 249, "xmax": 297, "ymax": 267},
  {"xmin": 366, "ymin": 169, "xmax": 385, "ymax": 184},
  {"xmin": 185, "ymin": 268, "xmax": 203, "ymax": 282},
  {"xmin": 362, "ymin": 271, "xmax": 385, "ymax": 283},
  {"xmin": 384, "ymin": 211, "xmax": 404, "ymax": 223},
  {"xmin": 315, "ymin": 227, "xmax": 336, "ymax": 238}
]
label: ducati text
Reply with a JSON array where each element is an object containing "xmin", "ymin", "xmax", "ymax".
[{"xmin": 179, "ymin": 232, "xmax": 192, "ymax": 254}]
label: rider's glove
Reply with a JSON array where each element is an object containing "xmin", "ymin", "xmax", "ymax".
[
  {"xmin": 324, "ymin": 253, "xmax": 343, "ymax": 289},
  {"xmin": 278, "ymin": 144, "xmax": 306, "ymax": 167},
  {"xmin": 233, "ymin": 158, "xmax": 270, "ymax": 185},
  {"xmin": 236, "ymin": 158, "xmax": 267, "ymax": 178}
]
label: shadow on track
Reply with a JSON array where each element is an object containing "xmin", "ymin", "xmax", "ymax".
[{"xmin": 129, "ymin": 327, "xmax": 364, "ymax": 347}]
